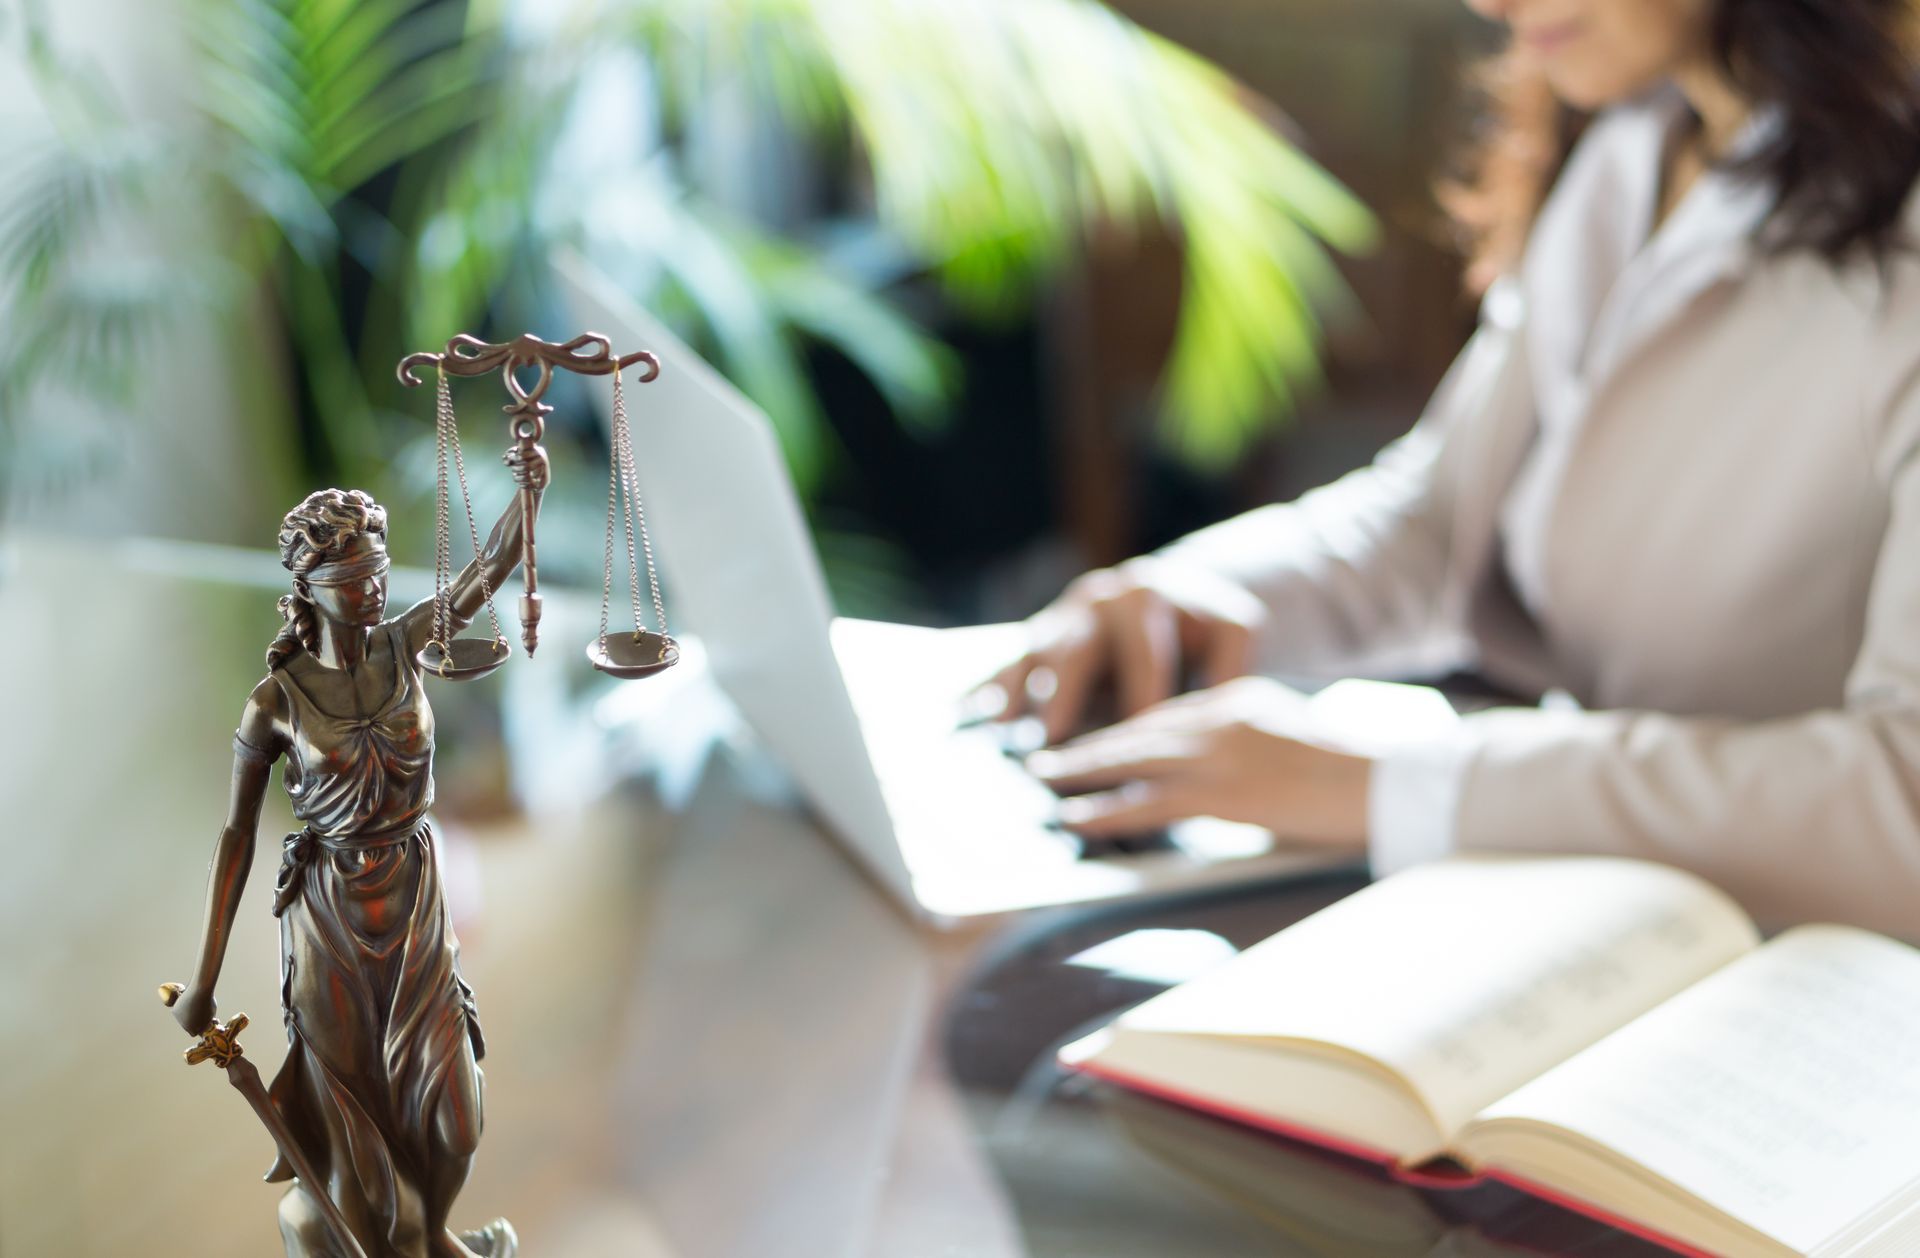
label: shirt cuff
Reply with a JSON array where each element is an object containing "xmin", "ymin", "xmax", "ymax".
[{"xmin": 1367, "ymin": 735, "xmax": 1475, "ymax": 878}]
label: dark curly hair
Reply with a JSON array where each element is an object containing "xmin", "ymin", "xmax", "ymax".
[
  {"xmin": 268, "ymin": 488, "xmax": 390, "ymax": 669},
  {"xmin": 1440, "ymin": 1, "xmax": 1920, "ymax": 294}
]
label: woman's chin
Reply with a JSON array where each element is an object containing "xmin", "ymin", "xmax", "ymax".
[{"xmin": 1542, "ymin": 67, "xmax": 1660, "ymax": 114}]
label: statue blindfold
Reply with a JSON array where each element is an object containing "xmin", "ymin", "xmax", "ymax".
[{"xmin": 303, "ymin": 549, "xmax": 392, "ymax": 586}]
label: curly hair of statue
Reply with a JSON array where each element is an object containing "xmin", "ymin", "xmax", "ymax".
[
  {"xmin": 161, "ymin": 333, "xmax": 673, "ymax": 1258},
  {"xmin": 268, "ymin": 489, "xmax": 391, "ymax": 669}
]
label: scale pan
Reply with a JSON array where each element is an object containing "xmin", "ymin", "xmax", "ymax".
[
  {"xmin": 417, "ymin": 636, "xmax": 511, "ymax": 680},
  {"xmin": 587, "ymin": 630, "xmax": 680, "ymax": 679}
]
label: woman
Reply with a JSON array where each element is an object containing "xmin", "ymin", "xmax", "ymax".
[
  {"xmin": 978, "ymin": 0, "xmax": 1920, "ymax": 936},
  {"xmin": 171, "ymin": 446, "xmax": 545, "ymax": 1258}
]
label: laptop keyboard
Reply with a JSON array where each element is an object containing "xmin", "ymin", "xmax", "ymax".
[
  {"xmin": 981, "ymin": 716, "xmax": 1177, "ymax": 856},
  {"xmin": 980, "ymin": 713, "xmax": 1049, "ymax": 759},
  {"xmin": 1056, "ymin": 823, "xmax": 1177, "ymax": 858},
  {"xmin": 873, "ymin": 714, "xmax": 1178, "ymax": 863}
]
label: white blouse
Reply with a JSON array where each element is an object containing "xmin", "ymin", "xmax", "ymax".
[
  {"xmin": 1369, "ymin": 83, "xmax": 1785, "ymax": 873},
  {"xmin": 1152, "ymin": 70, "xmax": 1920, "ymax": 936}
]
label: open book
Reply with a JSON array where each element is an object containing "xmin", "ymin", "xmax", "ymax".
[{"xmin": 1061, "ymin": 857, "xmax": 1920, "ymax": 1258}]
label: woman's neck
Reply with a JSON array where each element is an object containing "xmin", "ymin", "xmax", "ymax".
[
  {"xmin": 1647, "ymin": 65, "xmax": 1753, "ymax": 235},
  {"xmin": 1670, "ymin": 63, "xmax": 1752, "ymax": 161},
  {"xmin": 314, "ymin": 619, "xmax": 372, "ymax": 670}
]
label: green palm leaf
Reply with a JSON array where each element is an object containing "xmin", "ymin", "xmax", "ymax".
[{"xmin": 631, "ymin": 0, "xmax": 1380, "ymax": 468}]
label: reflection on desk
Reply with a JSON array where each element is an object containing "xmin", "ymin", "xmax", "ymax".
[
  {"xmin": 0, "ymin": 538, "xmax": 948, "ymax": 1258},
  {"xmin": 1101, "ymin": 1091, "xmax": 1672, "ymax": 1258}
]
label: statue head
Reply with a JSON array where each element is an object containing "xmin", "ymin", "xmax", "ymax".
[{"xmin": 268, "ymin": 489, "xmax": 391, "ymax": 668}]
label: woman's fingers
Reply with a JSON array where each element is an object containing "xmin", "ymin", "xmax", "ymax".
[
  {"xmin": 1026, "ymin": 736, "xmax": 1198, "ymax": 793},
  {"xmin": 966, "ymin": 655, "xmax": 1039, "ymax": 722},
  {"xmin": 1049, "ymin": 709, "xmax": 1197, "ymax": 752},
  {"xmin": 1105, "ymin": 592, "xmax": 1180, "ymax": 720},
  {"xmin": 965, "ymin": 609, "xmax": 1105, "ymax": 735},
  {"xmin": 1037, "ymin": 639, "xmax": 1102, "ymax": 745},
  {"xmin": 1054, "ymin": 779, "xmax": 1198, "ymax": 837},
  {"xmin": 1198, "ymin": 614, "xmax": 1256, "ymax": 688},
  {"xmin": 964, "ymin": 645, "xmax": 1102, "ymax": 743},
  {"xmin": 1050, "ymin": 680, "xmax": 1246, "ymax": 747}
]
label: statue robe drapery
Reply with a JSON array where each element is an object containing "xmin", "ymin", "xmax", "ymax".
[{"xmin": 243, "ymin": 620, "xmax": 486, "ymax": 1258}]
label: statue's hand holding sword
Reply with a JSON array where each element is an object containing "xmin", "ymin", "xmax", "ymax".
[{"xmin": 158, "ymin": 982, "xmax": 370, "ymax": 1258}]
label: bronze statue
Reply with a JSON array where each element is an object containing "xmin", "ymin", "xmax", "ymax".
[
  {"xmin": 171, "ymin": 459, "xmax": 542, "ymax": 1256},
  {"xmin": 165, "ymin": 332, "xmax": 674, "ymax": 1258}
]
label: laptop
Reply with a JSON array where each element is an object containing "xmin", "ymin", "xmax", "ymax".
[{"xmin": 557, "ymin": 251, "xmax": 1383, "ymax": 926}]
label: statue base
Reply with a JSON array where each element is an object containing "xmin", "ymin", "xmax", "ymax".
[
  {"xmin": 278, "ymin": 1186, "xmax": 517, "ymax": 1256},
  {"xmin": 460, "ymin": 1219, "xmax": 519, "ymax": 1257}
]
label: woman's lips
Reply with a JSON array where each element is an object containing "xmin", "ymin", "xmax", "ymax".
[{"xmin": 1518, "ymin": 19, "xmax": 1581, "ymax": 54}]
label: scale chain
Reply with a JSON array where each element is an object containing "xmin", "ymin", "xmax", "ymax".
[
  {"xmin": 613, "ymin": 366, "xmax": 670, "ymax": 637},
  {"xmin": 599, "ymin": 394, "xmax": 620, "ymax": 651},
  {"xmin": 433, "ymin": 369, "xmax": 455, "ymax": 649},
  {"xmin": 446, "ymin": 385, "xmax": 507, "ymax": 645},
  {"xmin": 615, "ymin": 367, "xmax": 646, "ymax": 635},
  {"xmin": 600, "ymin": 365, "xmax": 671, "ymax": 648}
]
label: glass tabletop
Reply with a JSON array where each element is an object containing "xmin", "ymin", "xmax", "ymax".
[
  {"xmin": 3, "ymin": 536, "xmax": 1688, "ymax": 1257},
  {"xmin": 941, "ymin": 873, "xmax": 1676, "ymax": 1258}
]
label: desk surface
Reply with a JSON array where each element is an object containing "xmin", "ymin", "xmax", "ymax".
[{"xmin": 1, "ymin": 537, "xmax": 1662, "ymax": 1257}]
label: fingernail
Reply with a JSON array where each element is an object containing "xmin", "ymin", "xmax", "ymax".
[
  {"xmin": 957, "ymin": 684, "xmax": 1005, "ymax": 723},
  {"xmin": 1025, "ymin": 750, "xmax": 1063, "ymax": 776},
  {"xmin": 1056, "ymin": 797, "xmax": 1098, "ymax": 823}
]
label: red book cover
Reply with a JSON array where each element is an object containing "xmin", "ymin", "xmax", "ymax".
[{"xmin": 1068, "ymin": 1055, "xmax": 1720, "ymax": 1258}]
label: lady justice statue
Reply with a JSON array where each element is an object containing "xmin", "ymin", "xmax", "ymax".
[
  {"xmin": 163, "ymin": 334, "xmax": 674, "ymax": 1258},
  {"xmin": 170, "ymin": 461, "xmax": 540, "ymax": 1257}
]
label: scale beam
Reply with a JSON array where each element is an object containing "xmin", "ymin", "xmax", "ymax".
[
  {"xmin": 397, "ymin": 332, "xmax": 659, "ymax": 400},
  {"xmin": 396, "ymin": 332, "xmax": 661, "ymax": 658}
]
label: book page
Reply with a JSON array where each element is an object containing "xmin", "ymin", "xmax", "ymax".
[
  {"xmin": 1117, "ymin": 857, "xmax": 1758, "ymax": 1139},
  {"xmin": 1466, "ymin": 926, "xmax": 1920, "ymax": 1256}
]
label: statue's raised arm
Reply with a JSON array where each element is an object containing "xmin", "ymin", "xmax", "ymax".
[{"xmin": 397, "ymin": 443, "xmax": 548, "ymax": 663}]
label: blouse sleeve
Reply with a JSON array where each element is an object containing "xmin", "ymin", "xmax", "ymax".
[
  {"xmin": 1151, "ymin": 305, "xmax": 1519, "ymax": 684},
  {"xmin": 1367, "ymin": 736, "xmax": 1474, "ymax": 877}
]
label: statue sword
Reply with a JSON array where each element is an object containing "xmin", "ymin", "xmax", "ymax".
[{"xmin": 158, "ymin": 983, "xmax": 371, "ymax": 1258}]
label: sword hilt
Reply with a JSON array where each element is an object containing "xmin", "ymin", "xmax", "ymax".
[
  {"xmin": 156, "ymin": 984, "xmax": 370, "ymax": 1258},
  {"xmin": 158, "ymin": 981, "xmax": 249, "ymax": 1068}
]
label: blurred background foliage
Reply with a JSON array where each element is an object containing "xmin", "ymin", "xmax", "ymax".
[{"xmin": 0, "ymin": 0, "xmax": 1376, "ymax": 615}]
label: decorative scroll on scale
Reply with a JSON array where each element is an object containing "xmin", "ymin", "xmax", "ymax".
[{"xmin": 397, "ymin": 332, "xmax": 661, "ymax": 659}]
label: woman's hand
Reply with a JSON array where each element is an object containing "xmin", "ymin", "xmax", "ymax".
[
  {"xmin": 970, "ymin": 557, "xmax": 1270, "ymax": 744},
  {"xmin": 171, "ymin": 983, "xmax": 218, "ymax": 1036},
  {"xmin": 1025, "ymin": 675, "xmax": 1372, "ymax": 849},
  {"xmin": 503, "ymin": 442, "xmax": 550, "ymax": 492}
]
